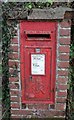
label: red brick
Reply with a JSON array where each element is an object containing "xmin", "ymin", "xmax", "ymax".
[
  {"xmin": 9, "ymin": 83, "xmax": 19, "ymax": 89},
  {"xmin": 10, "ymin": 96, "xmax": 19, "ymax": 102},
  {"xmin": 58, "ymin": 70, "xmax": 69, "ymax": 76},
  {"xmin": 59, "ymin": 46, "xmax": 70, "ymax": 53},
  {"xmin": 53, "ymin": 111, "xmax": 65, "ymax": 117},
  {"xmin": 60, "ymin": 29, "xmax": 70, "ymax": 36},
  {"xmin": 11, "ymin": 110, "xmax": 32, "ymax": 115},
  {"xmin": 11, "ymin": 110, "xmax": 65, "ymax": 118},
  {"xmin": 56, "ymin": 98, "xmax": 66, "ymax": 103},
  {"xmin": 10, "ymin": 45, "xmax": 18, "ymax": 52},
  {"xmin": 58, "ymin": 61, "xmax": 69, "ymax": 68},
  {"xmin": 58, "ymin": 77, "xmax": 68, "ymax": 84},
  {"xmin": 11, "ymin": 115, "xmax": 21, "ymax": 118},
  {"xmin": 56, "ymin": 103, "xmax": 65, "ymax": 111},
  {"xmin": 28, "ymin": 104, "xmax": 48, "ymax": 110},
  {"xmin": 59, "ymin": 54, "xmax": 69, "ymax": 61},
  {"xmin": 39, "ymin": 110, "xmax": 65, "ymax": 118},
  {"xmin": 59, "ymin": 38, "xmax": 70, "ymax": 45},
  {"xmin": 9, "ymin": 77, "xmax": 19, "ymax": 82},
  {"xmin": 11, "ymin": 103, "xmax": 20, "ymax": 109},
  {"xmin": 9, "ymin": 68, "xmax": 18, "ymax": 76},
  {"xmin": 57, "ymin": 91, "xmax": 67, "ymax": 97},
  {"xmin": 60, "ymin": 21, "xmax": 71, "ymax": 28},
  {"xmin": 58, "ymin": 85, "xmax": 68, "ymax": 90},
  {"xmin": 9, "ymin": 68, "xmax": 14, "ymax": 74},
  {"xmin": 9, "ymin": 60, "xmax": 18, "ymax": 68},
  {"xmin": 10, "ymin": 90, "xmax": 19, "ymax": 96},
  {"xmin": 9, "ymin": 53, "xmax": 18, "ymax": 59},
  {"xmin": 11, "ymin": 38, "xmax": 18, "ymax": 44}
]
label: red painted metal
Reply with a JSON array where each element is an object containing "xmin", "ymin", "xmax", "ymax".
[{"xmin": 20, "ymin": 21, "xmax": 57, "ymax": 104}]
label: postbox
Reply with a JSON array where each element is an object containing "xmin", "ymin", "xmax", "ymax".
[{"xmin": 20, "ymin": 21, "xmax": 57, "ymax": 104}]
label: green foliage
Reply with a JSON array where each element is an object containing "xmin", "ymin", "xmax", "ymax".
[
  {"xmin": 2, "ymin": 3, "xmax": 16, "ymax": 119},
  {"xmin": 70, "ymin": 25, "xmax": 74, "ymax": 93},
  {"xmin": 2, "ymin": 15, "xmax": 10, "ymax": 120},
  {"xmin": 48, "ymin": 0, "xmax": 54, "ymax": 4},
  {"xmin": 68, "ymin": 25, "xmax": 74, "ymax": 120}
]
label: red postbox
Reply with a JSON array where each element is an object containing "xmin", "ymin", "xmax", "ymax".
[{"xmin": 20, "ymin": 21, "xmax": 57, "ymax": 104}]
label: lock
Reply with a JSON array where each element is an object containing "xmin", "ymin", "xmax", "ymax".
[{"xmin": 30, "ymin": 75, "xmax": 32, "ymax": 80}]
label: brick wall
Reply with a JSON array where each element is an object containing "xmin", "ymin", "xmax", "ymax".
[{"xmin": 9, "ymin": 20, "xmax": 71, "ymax": 119}]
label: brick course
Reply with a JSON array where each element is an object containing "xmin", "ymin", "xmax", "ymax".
[
  {"xmin": 11, "ymin": 103, "xmax": 20, "ymax": 109},
  {"xmin": 58, "ymin": 61, "xmax": 69, "ymax": 68},
  {"xmin": 56, "ymin": 103, "xmax": 65, "ymax": 111},
  {"xmin": 58, "ymin": 70, "xmax": 69, "ymax": 76},
  {"xmin": 10, "ymin": 96, "xmax": 19, "ymax": 102},
  {"xmin": 9, "ymin": 52, "xmax": 18, "ymax": 59},
  {"xmin": 56, "ymin": 98, "xmax": 66, "ymax": 103},
  {"xmin": 60, "ymin": 21, "xmax": 71, "ymax": 28},
  {"xmin": 60, "ymin": 29, "xmax": 70, "ymax": 36},
  {"xmin": 57, "ymin": 91, "xmax": 67, "ymax": 97},
  {"xmin": 9, "ymin": 77, "xmax": 19, "ymax": 82},
  {"xmin": 11, "ymin": 38, "xmax": 18, "ymax": 44},
  {"xmin": 59, "ymin": 38, "xmax": 70, "ymax": 45},
  {"xmin": 10, "ymin": 90, "xmax": 20, "ymax": 96},
  {"xmin": 58, "ymin": 77, "xmax": 68, "ymax": 84},
  {"xmin": 59, "ymin": 46, "xmax": 70, "ymax": 53},
  {"xmin": 59, "ymin": 54, "xmax": 69, "ymax": 61},
  {"xmin": 10, "ymin": 45, "xmax": 18, "ymax": 52}
]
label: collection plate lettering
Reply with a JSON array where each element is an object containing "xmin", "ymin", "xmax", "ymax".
[{"xmin": 31, "ymin": 54, "xmax": 45, "ymax": 75}]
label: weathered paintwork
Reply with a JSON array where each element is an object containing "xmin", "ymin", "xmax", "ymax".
[{"xmin": 20, "ymin": 21, "xmax": 57, "ymax": 104}]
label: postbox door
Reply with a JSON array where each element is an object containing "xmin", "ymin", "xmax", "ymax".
[
  {"xmin": 24, "ymin": 48, "xmax": 51, "ymax": 101},
  {"xmin": 20, "ymin": 21, "xmax": 56, "ymax": 103}
]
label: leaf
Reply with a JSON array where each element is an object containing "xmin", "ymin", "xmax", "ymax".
[
  {"xmin": 28, "ymin": 4, "xmax": 32, "ymax": 9},
  {"xmin": 48, "ymin": 0, "xmax": 54, "ymax": 4}
]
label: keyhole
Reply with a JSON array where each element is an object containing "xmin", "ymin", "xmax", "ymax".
[{"xmin": 30, "ymin": 75, "xmax": 32, "ymax": 80}]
